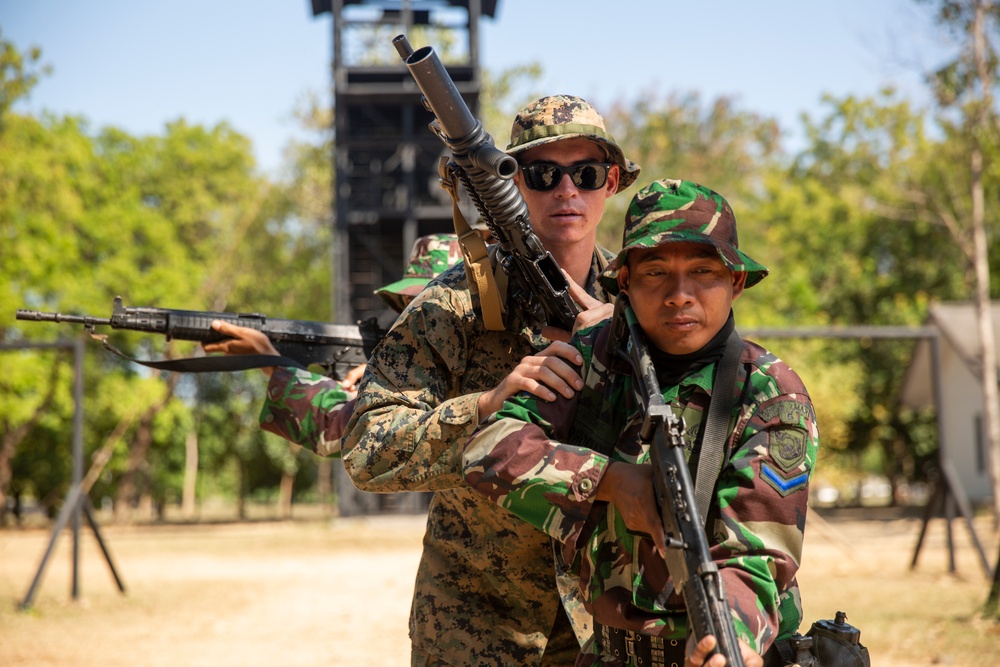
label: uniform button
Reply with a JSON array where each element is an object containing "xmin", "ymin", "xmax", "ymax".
[{"xmin": 578, "ymin": 478, "xmax": 593, "ymax": 492}]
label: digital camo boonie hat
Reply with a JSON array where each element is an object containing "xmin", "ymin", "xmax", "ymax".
[
  {"xmin": 599, "ymin": 179, "xmax": 769, "ymax": 295},
  {"xmin": 505, "ymin": 95, "xmax": 640, "ymax": 192},
  {"xmin": 375, "ymin": 234, "xmax": 462, "ymax": 313}
]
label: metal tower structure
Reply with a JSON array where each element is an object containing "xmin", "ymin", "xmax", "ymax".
[
  {"xmin": 309, "ymin": 0, "xmax": 499, "ymax": 515},
  {"xmin": 311, "ymin": 0, "xmax": 498, "ymax": 325}
]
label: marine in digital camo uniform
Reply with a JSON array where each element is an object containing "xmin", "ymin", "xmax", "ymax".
[
  {"xmin": 258, "ymin": 234, "xmax": 463, "ymax": 455},
  {"xmin": 341, "ymin": 96, "xmax": 640, "ymax": 666},
  {"xmin": 463, "ymin": 179, "xmax": 819, "ymax": 666}
]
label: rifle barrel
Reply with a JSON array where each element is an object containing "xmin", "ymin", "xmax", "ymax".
[{"xmin": 16, "ymin": 310, "xmax": 112, "ymax": 326}]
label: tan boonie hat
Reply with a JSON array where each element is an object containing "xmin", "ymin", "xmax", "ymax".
[
  {"xmin": 375, "ymin": 234, "xmax": 463, "ymax": 313},
  {"xmin": 505, "ymin": 95, "xmax": 640, "ymax": 192}
]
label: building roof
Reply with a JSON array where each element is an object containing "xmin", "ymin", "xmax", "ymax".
[{"xmin": 899, "ymin": 302, "xmax": 1000, "ymax": 408}]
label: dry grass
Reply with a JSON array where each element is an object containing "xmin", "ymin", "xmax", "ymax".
[{"xmin": 0, "ymin": 508, "xmax": 997, "ymax": 667}]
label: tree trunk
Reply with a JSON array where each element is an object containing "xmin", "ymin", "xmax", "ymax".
[
  {"xmin": 114, "ymin": 375, "xmax": 178, "ymax": 524},
  {"xmin": 279, "ymin": 471, "xmax": 294, "ymax": 519},
  {"xmin": 316, "ymin": 458, "xmax": 332, "ymax": 517},
  {"xmin": 237, "ymin": 460, "xmax": 247, "ymax": 520},
  {"xmin": 182, "ymin": 429, "xmax": 199, "ymax": 519},
  {"xmin": 968, "ymin": 0, "xmax": 1000, "ymax": 526},
  {"xmin": 115, "ymin": 412, "xmax": 155, "ymax": 524}
]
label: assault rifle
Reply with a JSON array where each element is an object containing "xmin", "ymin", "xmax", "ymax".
[
  {"xmin": 16, "ymin": 296, "xmax": 386, "ymax": 380},
  {"xmin": 611, "ymin": 294, "xmax": 746, "ymax": 667},
  {"xmin": 392, "ymin": 34, "xmax": 581, "ymax": 332}
]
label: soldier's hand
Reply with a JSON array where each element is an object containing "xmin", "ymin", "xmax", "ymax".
[
  {"xmin": 595, "ymin": 461, "xmax": 667, "ymax": 556},
  {"xmin": 541, "ymin": 271, "xmax": 613, "ymax": 343},
  {"xmin": 477, "ymin": 341, "xmax": 584, "ymax": 419},
  {"xmin": 685, "ymin": 635, "xmax": 763, "ymax": 667},
  {"xmin": 339, "ymin": 363, "xmax": 367, "ymax": 392},
  {"xmin": 203, "ymin": 320, "xmax": 280, "ymax": 377}
]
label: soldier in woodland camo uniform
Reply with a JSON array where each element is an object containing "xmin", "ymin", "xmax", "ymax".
[
  {"xmin": 341, "ymin": 95, "xmax": 639, "ymax": 667},
  {"xmin": 204, "ymin": 234, "xmax": 463, "ymax": 456},
  {"xmin": 463, "ymin": 180, "xmax": 819, "ymax": 667}
]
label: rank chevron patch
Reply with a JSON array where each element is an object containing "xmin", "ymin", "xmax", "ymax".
[{"xmin": 761, "ymin": 463, "xmax": 809, "ymax": 497}]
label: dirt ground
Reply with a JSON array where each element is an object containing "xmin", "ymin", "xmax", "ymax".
[{"xmin": 1, "ymin": 507, "xmax": 998, "ymax": 667}]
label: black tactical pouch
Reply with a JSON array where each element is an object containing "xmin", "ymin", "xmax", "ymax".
[
  {"xmin": 806, "ymin": 612, "xmax": 870, "ymax": 667},
  {"xmin": 768, "ymin": 611, "xmax": 871, "ymax": 667}
]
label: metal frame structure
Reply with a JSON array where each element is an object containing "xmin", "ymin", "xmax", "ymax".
[{"xmin": 1, "ymin": 339, "xmax": 125, "ymax": 610}]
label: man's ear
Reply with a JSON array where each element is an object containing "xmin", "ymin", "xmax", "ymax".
[
  {"xmin": 617, "ymin": 264, "xmax": 629, "ymax": 294},
  {"xmin": 605, "ymin": 164, "xmax": 620, "ymax": 198},
  {"xmin": 731, "ymin": 271, "xmax": 748, "ymax": 300}
]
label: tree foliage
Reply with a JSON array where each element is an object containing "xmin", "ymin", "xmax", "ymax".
[
  {"xmin": 0, "ymin": 32, "xmax": 334, "ymax": 523},
  {"xmin": 4, "ymin": 6, "xmax": 1000, "ymax": 525}
]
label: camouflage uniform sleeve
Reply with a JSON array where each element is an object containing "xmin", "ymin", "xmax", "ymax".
[
  {"xmin": 463, "ymin": 341, "xmax": 611, "ymax": 547},
  {"xmin": 342, "ymin": 283, "xmax": 487, "ymax": 492},
  {"xmin": 260, "ymin": 366, "xmax": 354, "ymax": 458},
  {"xmin": 713, "ymin": 367, "xmax": 819, "ymax": 652}
]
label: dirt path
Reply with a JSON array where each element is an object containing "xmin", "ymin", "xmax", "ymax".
[{"xmin": 0, "ymin": 510, "xmax": 997, "ymax": 666}]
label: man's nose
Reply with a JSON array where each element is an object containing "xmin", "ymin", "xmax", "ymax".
[
  {"xmin": 553, "ymin": 172, "xmax": 579, "ymax": 196},
  {"xmin": 663, "ymin": 275, "xmax": 695, "ymax": 305}
]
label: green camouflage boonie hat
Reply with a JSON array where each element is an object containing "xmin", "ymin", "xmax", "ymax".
[
  {"xmin": 506, "ymin": 95, "xmax": 640, "ymax": 193},
  {"xmin": 599, "ymin": 179, "xmax": 769, "ymax": 295},
  {"xmin": 375, "ymin": 233, "xmax": 462, "ymax": 313}
]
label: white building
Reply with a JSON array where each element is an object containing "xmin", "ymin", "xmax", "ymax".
[{"xmin": 899, "ymin": 302, "xmax": 999, "ymax": 505}]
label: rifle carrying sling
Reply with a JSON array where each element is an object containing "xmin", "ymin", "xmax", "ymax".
[
  {"xmin": 693, "ymin": 330, "xmax": 744, "ymax": 527},
  {"xmin": 88, "ymin": 332, "xmax": 307, "ymax": 373},
  {"xmin": 438, "ymin": 157, "xmax": 507, "ymax": 331}
]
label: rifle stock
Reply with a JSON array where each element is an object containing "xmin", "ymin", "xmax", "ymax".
[
  {"xmin": 16, "ymin": 296, "xmax": 385, "ymax": 380},
  {"xmin": 393, "ymin": 34, "xmax": 581, "ymax": 331},
  {"xmin": 613, "ymin": 295, "xmax": 746, "ymax": 667}
]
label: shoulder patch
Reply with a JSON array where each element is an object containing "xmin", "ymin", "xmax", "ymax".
[
  {"xmin": 769, "ymin": 427, "xmax": 807, "ymax": 472},
  {"xmin": 757, "ymin": 400, "xmax": 813, "ymax": 425}
]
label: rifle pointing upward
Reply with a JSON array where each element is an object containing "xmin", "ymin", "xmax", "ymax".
[
  {"xmin": 393, "ymin": 34, "xmax": 581, "ymax": 332},
  {"xmin": 16, "ymin": 296, "xmax": 386, "ymax": 380},
  {"xmin": 612, "ymin": 294, "xmax": 746, "ymax": 667}
]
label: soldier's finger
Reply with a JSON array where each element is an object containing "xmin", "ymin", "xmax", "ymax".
[
  {"xmin": 534, "ymin": 355, "xmax": 585, "ymax": 392},
  {"xmin": 536, "ymin": 341, "xmax": 583, "ymax": 365},
  {"xmin": 516, "ymin": 378, "xmax": 559, "ymax": 403},
  {"xmin": 341, "ymin": 363, "xmax": 367, "ymax": 389},
  {"xmin": 562, "ymin": 270, "xmax": 602, "ymax": 310},
  {"xmin": 572, "ymin": 302, "xmax": 614, "ymax": 334},
  {"xmin": 685, "ymin": 635, "xmax": 717, "ymax": 667},
  {"xmin": 211, "ymin": 319, "xmax": 238, "ymax": 335}
]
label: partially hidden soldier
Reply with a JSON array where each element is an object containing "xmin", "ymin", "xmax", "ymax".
[
  {"xmin": 202, "ymin": 233, "xmax": 463, "ymax": 455},
  {"xmin": 341, "ymin": 95, "xmax": 640, "ymax": 666},
  {"xmin": 463, "ymin": 179, "xmax": 821, "ymax": 667}
]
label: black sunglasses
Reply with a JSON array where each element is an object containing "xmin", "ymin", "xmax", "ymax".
[{"xmin": 520, "ymin": 162, "xmax": 611, "ymax": 192}]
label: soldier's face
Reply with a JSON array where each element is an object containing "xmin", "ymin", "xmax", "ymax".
[
  {"xmin": 620, "ymin": 242, "xmax": 746, "ymax": 355},
  {"xmin": 515, "ymin": 138, "xmax": 618, "ymax": 254}
]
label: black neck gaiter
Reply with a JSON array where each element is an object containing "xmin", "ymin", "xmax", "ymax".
[{"xmin": 648, "ymin": 311, "xmax": 736, "ymax": 389}]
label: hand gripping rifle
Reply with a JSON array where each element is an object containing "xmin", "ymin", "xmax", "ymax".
[
  {"xmin": 16, "ymin": 296, "xmax": 386, "ymax": 380},
  {"xmin": 392, "ymin": 34, "xmax": 581, "ymax": 332},
  {"xmin": 611, "ymin": 294, "xmax": 745, "ymax": 667}
]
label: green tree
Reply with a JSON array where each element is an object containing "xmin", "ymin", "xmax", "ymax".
[
  {"xmin": 601, "ymin": 91, "xmax": 784, "ymax": 252},
  {"xmin": 918, "ymin": 0, "xmax": 1000, "ymax": 526},
  {"xmin": 760, "ymin": 91, "xmax": 964, "ymax": 491}
]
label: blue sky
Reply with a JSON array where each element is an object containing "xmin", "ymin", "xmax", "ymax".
[{"xmin": 2, "ymin": 1, "xmax": 951, "ymax": 176}]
